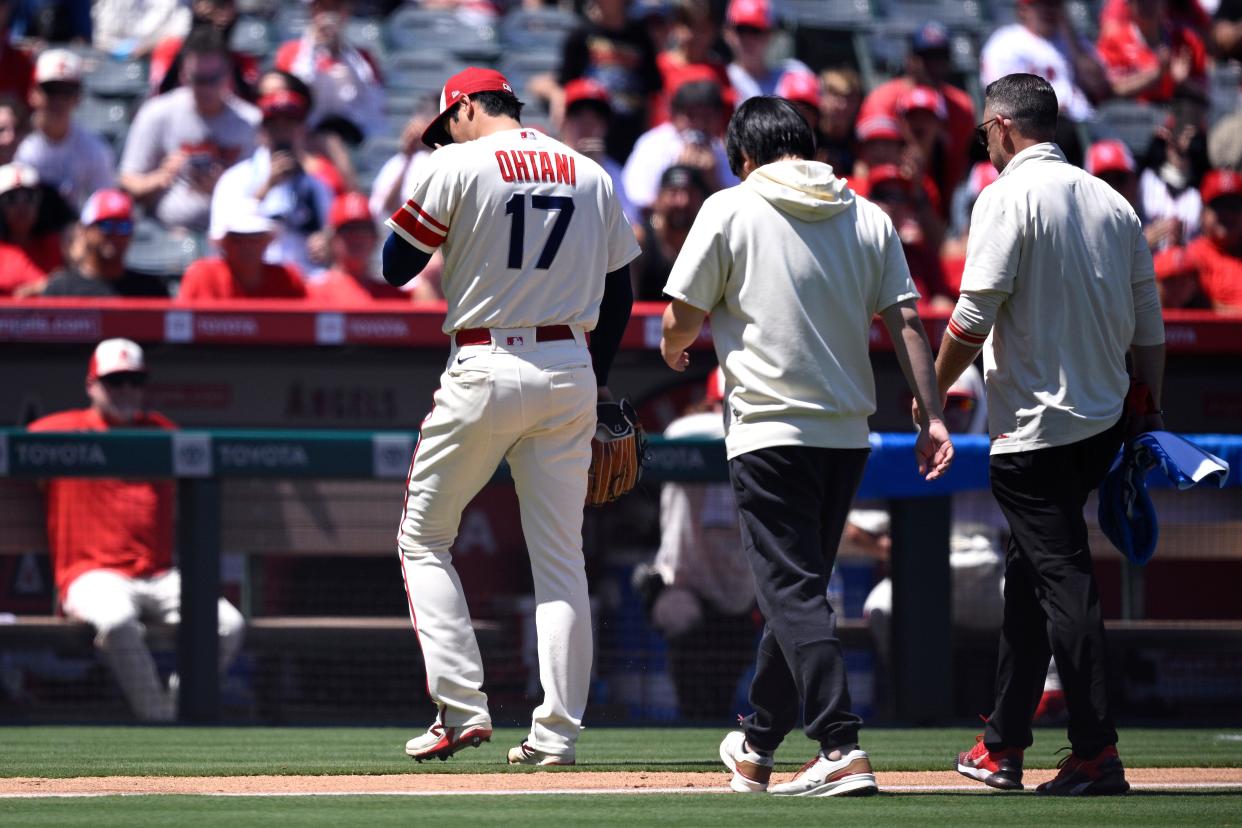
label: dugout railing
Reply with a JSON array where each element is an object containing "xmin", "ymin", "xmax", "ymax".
[{"xmin": 2, "ymin": 429, "xmax": 1239, "ymax": 725}]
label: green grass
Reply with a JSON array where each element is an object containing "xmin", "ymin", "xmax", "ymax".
[
  {"xmin": 0, "ymin": 726, "xmax": 1240, "ymax": 777},
  {"xmin": 2, "ymin": 793, "xmax": 1242, "ymax": 827}
]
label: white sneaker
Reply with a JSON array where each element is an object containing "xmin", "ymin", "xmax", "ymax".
[
  {"xmin": 507, "ymin": 741, "xmax": 576, "ymax": 766},
  {"xmin": 405, "ymin": 722, "xmax": 492, "ymax": 761},
  {"xmin": 769, "ymin": 748, "xmax": 878, "ymax": 797},
  {"xmin": 719, "ymin": 730, "xmax": 774, "ymax": 793}
]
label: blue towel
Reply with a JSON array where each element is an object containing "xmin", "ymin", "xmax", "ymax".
[{"xmin": 1098, "ymin": 431, "xmax": 1231, "ymax": 566}]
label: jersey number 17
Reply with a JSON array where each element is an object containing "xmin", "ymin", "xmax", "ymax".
[{"xmin": 504, "ymin": 194, "xmax": 575, "ymax": 270}]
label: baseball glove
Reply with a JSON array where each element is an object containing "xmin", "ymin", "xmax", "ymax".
[{"xmin": 586, "ymin": 399, "xmax": 647, "ymax": 506}]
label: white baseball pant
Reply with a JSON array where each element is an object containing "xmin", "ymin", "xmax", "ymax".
[
  {"xmin": 398, "ymin": 328, "xmax": 595, "ymax": 759},
  {"xmin": 63, "ymin": 568, "xmax": 245, "ymax": 721}
]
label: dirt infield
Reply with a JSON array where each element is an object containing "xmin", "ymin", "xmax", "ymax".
[{"xmin": 4, "ymin": 768, "xmax": 1241, "ymax": 796}]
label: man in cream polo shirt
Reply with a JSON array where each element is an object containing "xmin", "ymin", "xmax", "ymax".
[
  {"xmin": 660, "ymin": 96, "xmax": 953, "ymax": 797},
  {"xmin": 933, "ymin": 74, "xmax": 1166, "ymax": 796}
]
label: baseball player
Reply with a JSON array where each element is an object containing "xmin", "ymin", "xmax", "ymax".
[{"xmin": 380, "ymin": 68, "xmax": 640, "ymax": 766}]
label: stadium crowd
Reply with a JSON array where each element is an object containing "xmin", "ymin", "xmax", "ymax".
[{"xmin": 0, "ymin": 0, "xmax": 1239, "ymax": 312}]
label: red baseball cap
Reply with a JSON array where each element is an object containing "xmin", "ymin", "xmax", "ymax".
[
  {"xmin": 727, "ymin": 0, "xmax": 773, "ymax": 29},
  {"xmin": 563, "ymin": 78, "xmax": 612, "ymax": 111},
  {"xmin": 776, "ymin": 70, "xmax": 821, "ymax": 109},
  {"xmin": 329, "ymin": 191, "xmax": 373, "ymax": 230},
  {"xmin": 1085, "ymin": 139, "xmax": 1136, "ymax": 176},
  {"xmin": 897, "ymin": 85, "xmax": 947, "ymax": 121},
  {"xmin": 1200, "ymin": 169, "xmax": 1242, "ymax": 205},
  {"xmin": 704, "ymin": 367, "xmax": 725, "ymax": 404},
  {"xmin": 856, "ymin": 114, "xmax": 902, "ymax": 142},
  {"xmin": 422, "ymin": 67, "xmax": 517, "ymax": 149},
  {"xmin": 80, "ymin": 189, "xmax": 132, "ymax": 225},
  {"xmin": 866, "ymin": 164, "xmax": 913, "ymax": 192},
  {"xmin": 968, "ymin": 161, "xmax": 999, "ymax": 196},
  {"xmin": 88, "ymin": 338, "xmax": 146, "ymax": 381},
  {"xmin": 259, "ymin": 90, "xmax": 309, "ymax": 122}
]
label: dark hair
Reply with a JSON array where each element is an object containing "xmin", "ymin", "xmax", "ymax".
[
  {"xmin": 261, "ymin": 70, "xmax": 315, "ymax": 112},
  {"xmin": 725, "ymin": 96, "xmax": 816, "ymax": 178},
  {"xmin": 181, "ymin": 25, "xmax": 230, "ymax": 60},
  {"xmin": 0, "ymin": 93, "xmax": 30, "ymax": 131},
  {"xmin": 671, "ymin": 81, "xmax": 724, "ymax": 115},
  {"xmin": 457, "ymin": 90, "xmax": 524, "ymax": 122},
  {"xmin": 983, "ymin": 73, "xmax": 1058, "ymax": 141},
  {"xmin": 659, "ymin": 164, "xmax": 710, "ymax": 196}
]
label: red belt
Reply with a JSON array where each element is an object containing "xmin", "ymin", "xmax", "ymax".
[{"xmin": 453, "ymin": 325, "xmax": 576, "ymax": 346}]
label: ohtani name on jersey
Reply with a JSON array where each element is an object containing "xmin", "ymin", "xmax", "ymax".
[{"xmin": 495, "ymin": 150, "xmax": 576, "ymax": 186}]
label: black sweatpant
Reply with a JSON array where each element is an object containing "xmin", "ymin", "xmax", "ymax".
[
  {"xmin": 730, "ymin": 445, "xmax": 870, "ymax": 754},
  {"xmin": 984, "ymin": 418, "xmax": 1124, "ymax": 758}
]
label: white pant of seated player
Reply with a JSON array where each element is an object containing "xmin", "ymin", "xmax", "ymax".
[
  {"xmin": 398, "ymin": 330, "xmax": 596, "ymax": 759},
  {"xmin": 63, "ymin": 568, "xmax": 245, "ymax": 721}
]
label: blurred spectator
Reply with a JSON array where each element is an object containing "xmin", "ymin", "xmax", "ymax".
[
  {"xmin": 1215, "ymin": 0, "xmax": 1242, "ymax": 60},
  {"xmin": 92, "ymin": 0, "xmax": 189, "ymax": 59},
  {"xmin": 622, "ymin": 78, "xmax": 738, "ymax": 213},
  {"xmin": 1138, "ymin": 99, "xmax": 1207, "ymax": 249},
  {"xmin": 256, "ymin": 70, "xmax": 346, "ymax": 195},
  {"xmin": 369, "ymin": 97, "xmax": 438, "ymax": 221},
  {"xmin": 1208, "ymin": 74, "xmax": 1242, "ymax": 171},
  {"xmin": 149, "ymin": 0, "xmax": 260, "ymax": 101},
  {"xmin": 631, "ymin": 164, "xmax": 709, "ymax": 300},
  {"xmin": 861, "ymin": 164, "xmax": 952, "ymax": 308},
  {"xmin": 308, "ymin": 191, "xmax": 414, "ymax": 303},
  {"xmin": 7, "ymin": 0, "xmax": 91, "ymax": 44},
  {"xmin": 0, "ymin": 0, "xmax": 35, "ymax": 100},
  {"xmin": 553, "ymin": 0, "xmax": 663, "ymax": 162},
  {"xmin": 557, "ymin": 78, "xmax": 638, "ymax": 225},
  {"xmin": 179, "ymin": 209, "xmax": 306, "ymax": 300},
  {"xmin": 816, "ymin": 67, "xmax": 861, "ymax": 174},
  {"xmin": 274, "ymin": 0, "xmax": 383, "ymax": 148},
  {"xmin": 775, "ymin": 69, "xmax": 821, "ymax": 132},
  {"xmin": 1084, "ymin": 138, "xmax": 1184, "ymax": 251},
  {"xmin": 723, "ymin": 0, "xmax": 810, "ymax": 104},
  {"xmin": 0, "ymin": 94, "xmax": 28, "ymax": 164},
  {"xmin": 1102, "ymin": 0, "xmax": 1212, "ymax": 35},
  {"xmin": 981, "ymin": 0, "xmax": 1110, "ymax": 124},
  {"xmin": 859, "ymin": 21, "xmax": 976, "ymax": 197},
  {"xmin": 1097, "ymin": 0, "xmax": 1207, "ymax": 104},
  {"xmin": 941, "ymin": 161, "xmax": 998, "ymax": 296},
  {"xmin": 651, "ymin": 0, "xmax": 731, "ymax": 126},
  {"xmin": 852, "ymin": 115, "xmax": 945, "ymax": 250},
  {"xmin": 118, "ymin": 27, "xmax": 260, "ymax": 234},
  {"xmin": 896, "ymin": 84, "xmax": 953, "ymax": 217},
  {"xmin": 27, "ymin": 338, "xmax": 245, "ymax": 722},
  {"xmin": 1154, "ymin": 169, "xmax": 1242, "ymax": 312},
  {"xmin": 16, "ymin": 49, "xmax": 115, "ymax": 210},
  {"xmin": 40, "ymin": 188, "xmax": 168, "ymax": 297},
  {"xmin": 637, "ymin": 367, "xmax": 757, "ymax": 721},
  {"xmin": 852, "ymin": 114, "xmax": 905, "ymax": 177},
  {"xmin": 209, "ymin": 88, "xmax": 332, "ymax": 276},
  {"xmin": 0, "ymin": 161, "xmax": 60, "ymax": 294}
]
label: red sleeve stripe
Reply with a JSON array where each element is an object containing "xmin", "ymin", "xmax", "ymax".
[
  {"xmin": 389, "ymin": 207, "xmax": 446, "ymax": 248},
  {"xmin": 947, "ymin": 318, "xmax": 988, "ymax": 346},
  {"xmin": 404, "ymin": 199, "xmax": 448, "ymax": 233}
]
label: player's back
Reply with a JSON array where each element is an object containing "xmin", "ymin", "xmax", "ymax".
[{"xmin": 419, "ymin": 129, "xmax": 626, "ymax": 332}]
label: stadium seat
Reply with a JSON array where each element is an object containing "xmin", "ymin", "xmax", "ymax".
[
  {"xmin": 500, "ymin": 8, "xmax": 580, "ymax": 52},
  {"xmin": 384, "ymin": 6, "xmax": 498, "ymax": 60},
  {"xmin": 345, "ymin": 16, "xmax": 385, "ymax": 60},
  {"xmin": 884, "ymin": 0, "xmax": 986, "ymax": 32},
  {"xmin": 498, "ymin": 51, "xmax": 562, "ymax": 100},
  {"xmin": 782, "ymin": 0, "xmax": 875, "ymax": 29},
  {"xmin": 83, "ymin": 58, "xmax": 148, "ymax": 100},
  {"xmin": 1209, "ymin": 62, "xmax": 1241, "ymax": 126},
  {"xmin": 76, "ymin": 96, "xmax": 131, "ymax": 149},
  {"xmin": 124, "ymin": 219, "xmax": 192, "ymax": 279},
  {"xmin": 1096, "ymin": 98, "xmax": 1165, "ymax": 158},
  {"xmin": 382, "ymin": 53, "xmax": 470, "ymax": 97}
]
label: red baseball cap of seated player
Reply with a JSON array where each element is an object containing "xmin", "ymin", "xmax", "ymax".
[
  {"xmin": 776, "ymin": 70, "xmax": 821, "ymax": 110},
  {"xmin": 1085, "ymin": 139, "xmax": 1136, "ymax": 176},
  {"xmin": 727, "ymin": 0, "xmax": 773, "ymax": 30},
  {"xmin": 1200, "ymin": 169, "xmax": 1242, "ymax": 206},
  {"xmin": 897, "ymin": 85, "xmax": 947, "ymax": 121},
  {"xmin": 865, "ymin": 164, "xmax": 914, "ymax": 193},
  {"xmin": 80, "ymin": 188, "xmax": 132, "ymax": 225},
  {"xmin": 422, "ymin": 67, "xmax": 518, "ymax": 149},
  {"xmin": 563, "ymin": 78, "xmax": 612, "ymax": 112},
  {"xmin": 856, "ymin": 114, "xmax": 902, "ymax": 143},
  {"xmin": 328, "ymin": 191, "xmax": 374, "ymax": 230},
  {"xmin": 87, "ymin": 338, "xmax": 146, "ymax": 381}
]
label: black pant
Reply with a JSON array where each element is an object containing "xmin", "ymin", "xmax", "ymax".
[
  {"xmin": 730, "ymin": 445, "xmax": 870, "ymax": 754},
  {"xmin": 985, "ymin": 419, "xmax": 1124, "ymax": 757}
]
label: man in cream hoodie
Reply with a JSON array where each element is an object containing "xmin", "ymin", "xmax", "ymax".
[{"xmin": 660, "ymin": 96, "xmax": 953, "ymax": 797}]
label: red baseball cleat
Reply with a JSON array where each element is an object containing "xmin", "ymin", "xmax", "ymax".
[
  {"xmin": 1036, "ymin": 745, "xmax": 1130, "ymax": 796},
  {"xmin": 956, "ymin": 733, "xmax": 1025, "ymax": 790},
  {"xmin": 405, "ymin": 722, "xmax": 493, "ymax": 761}
]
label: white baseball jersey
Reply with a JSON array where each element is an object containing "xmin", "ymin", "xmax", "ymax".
[{"xmin": 386, "ymin": 128, "xmax": 640, "ymax": 332}]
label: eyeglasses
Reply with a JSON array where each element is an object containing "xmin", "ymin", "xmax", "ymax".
[
  {"xmin": 974, "ymin": 117, "xmax": 1000, "ymax": 148},
  {"xmin": 93, "ymin": 219, "xmax": 134, "ymax": 236},
  {"xmin": 189, "ymin": 71, "xmax": 227, "ymax": 87},
  {"xmin": 100, "ymin": 372, "xmax": 147, "ymax": 389},
  {"xmin": 0, "ymin": 188, "xmax": 39, "ymax": 206}
]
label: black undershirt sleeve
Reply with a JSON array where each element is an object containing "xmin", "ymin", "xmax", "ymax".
[
  {"xmin": 589, "ymin": 264, "xmax": 633, "ymax": 387},
  {"xmin": 382, "ymin": 232, "xmax": 433, "ymax": 287}
]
